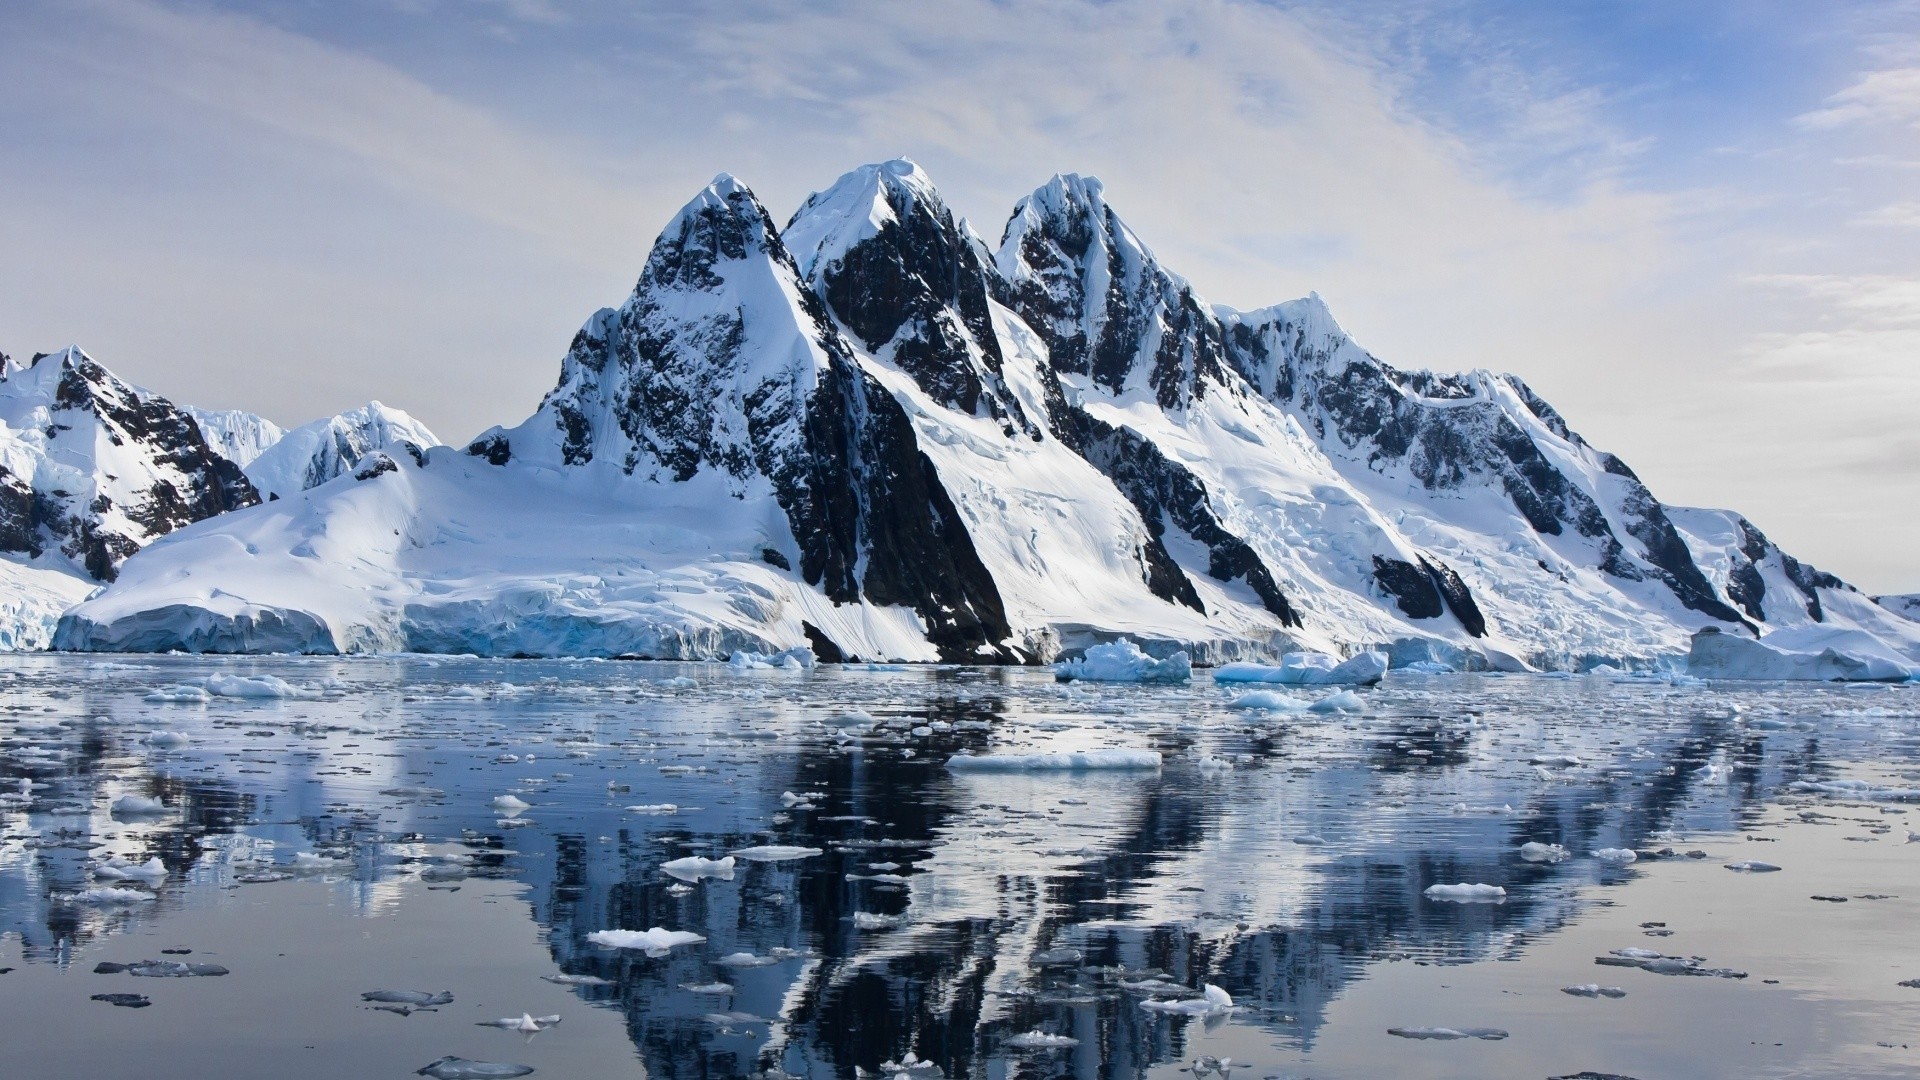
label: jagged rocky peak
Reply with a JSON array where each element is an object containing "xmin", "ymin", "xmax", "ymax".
[
  {"xmin": 784, "ymin": 160, "xmax": 1035, "ymax": 434},
  {"xmin": 245, "ymin": 401, "xmax": 440, "ymax": 500},
  {"xmin": 0, "ymin": 346, "xmax": 258, "ymax": 580},
  {"xmin": 995, "ymin": 173, "xmax": 1233, "ymax": 409},
  {"xmin": 470, "ymin": 173, "xmax": 841, "ymax": 484}
]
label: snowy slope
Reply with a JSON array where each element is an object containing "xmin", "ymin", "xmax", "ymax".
[
  {"xmin": 245, "ymin": 402, "xmax": 439, "ymax": 499},
  {"xmin": 53, "ymin": 162, "xmax": 1920, "ymax": 669},
  {"xmin": 187, "ymin": 407, "xmax": 284, "ymax": 467},
  {"xmin": 1879, "ymin": 594, "xmax": 1920, "ymax": 622}
]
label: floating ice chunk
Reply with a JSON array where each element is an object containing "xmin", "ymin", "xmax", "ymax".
[
  {"xmin": 142, "ymin": 730, "xmax": 190, "ymax": 747},
  {"xmin": 728, "ymin": 647, "xmax": 815, "ymax": 671},
  {"xmin": 1293, "ymin": 835, "xmax": 1328, "ymax": 846},
  {"xmin": 1725, "ymin": 860, "xmax": 1781, "ymax": 873},
  {"xmin": 827, "ymin": 710, "xmax": 877, "ymax": 729},
  {"xmin": 1308, "ymin": 690, "xmax": 1366, "ymax": 713},
  {"xmin": 587, "ymin": 927, "xmax": 706, "ymax": 956},
  {"xmin": 1140, "ymin": 983, "xmax": 1234, "ymax": 1016},
  {"xmin": 542, "ymin": 974, "xmax": 611, "ymax": 987},
  {"xmin": 947, "ymin": 749, "xmax": 1162, "ymax": 772},
  {"xmin": 1005, "ymin": 1031, "xmax": 1079, "ymax": 1049},
  {"xmin": 730, "ymin": 845, "xmax": 824, "ymax": 862},
  {"xmin": 716, "ymin": 952, "xmax": 781, "ymax": 968},
  {"xmin": 661, "ymin": 855, "xmax": 735, "ymax": 882},
  {"xmin": 853, "ymin": 911, "xmax": 904, "ymax": 929},
  {"xmin": 1225, "ymin": 690, "xmax": 1306, "ymax": 712},
  {"xmin": 624, "ymin": 804, "xmax": 678, "ymax": 815},
  {"xmin": 1519, "ymin": 842, "xmax": 1570, "ymax": 863},
  {"xmin": 477, "ymin": 1013, "xmax": 561, "ymax": 1032},
  {"xmin": 364, "ymin": 990, "xmax": 455, "ymax": 1006},
  {"xmin": 1592, "ymin": 848, "xmax": 1638, "ymax": 864},
  {"xmin": 1561, "ymin": 984, "xmax": 1627, "ymax": 998},
  {"xmin": 1387, "ymin": 1027, "xmax": 1508, "ymax": 1041},
  {"xmin": 1529, "ymin": 754, "xmax": 1582, "ymax": 767},
  {"xmin": 144, "ymin": 685, "xmax": 211, "ymax": 703},
  {"xmin": 110, "ymin": 795, "xmax": 168, "ymax": 816},
  {"xmin": 415, "ymin": 1057, "xmax": 536, "ymax": 1079},
  {"xmin": 1686, "ymin": 626, "xmax": 1915, "ymax": 682},
  {"xmin": 1053, "ymin": 640, "xmax": 1191, "ymax": 684},
  {"xmin": 96, "ymin": 857, "xmax": 168, "ymax": 884},
  {"xmin": 1424, "ymin": 883, "xmax": 1506, "ymax": 903},
  {"xmin": 491, "ymin": 795, "xmax": 531, "ymax": 814},
  {"xmin": 91, "ymin": 993, "xmax": 151, "ymax": 1008},
  {"xmin": 680, "ymin": 981, "xmax": 733, "ymax": 993},
  {"xmin": 203, "ymin": 673, "xmax": 318, "ymax": 699},
  {"xmin": 122, "ymin": 960, "xmax": 229, "ymax": 977},
  {"xmin": 1214, "ymin": 651, "xmax": 1387, "ymax": 686}
]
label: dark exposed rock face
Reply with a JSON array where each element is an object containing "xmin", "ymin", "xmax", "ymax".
[
  {"xmin": 1372, "ymin": 555, "xmax": 1487, "ymax": 638},
  {"xmin": 0, "ymin": 348, "xmax": 258, "ymax": 581},
  {"xmin": 995, "ymin": 174, "xmax": 1232, "ymax": 411},
  {"xmin": 791, "ymin": 164, "xmax": 1036, "ymax": 437}
]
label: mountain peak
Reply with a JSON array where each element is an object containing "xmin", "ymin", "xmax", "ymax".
[{"xmin": 783, "ymin": 159, "xmax": 948, "ymax": 279}]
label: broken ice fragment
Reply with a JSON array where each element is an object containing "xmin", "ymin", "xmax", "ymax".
[{"xmin": 415, "ymin": 1057, "xmax": 535, "ymax": 1079}]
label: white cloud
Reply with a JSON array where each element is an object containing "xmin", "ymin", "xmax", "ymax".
[{"xmin": 1797, "ymin": 66, "xmax": 1920, "ymax": 129}]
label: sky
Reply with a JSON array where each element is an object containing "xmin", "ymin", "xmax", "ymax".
[{"xmin": 1, "ymin": 0, "xmax": 1916, "ymax": 592}]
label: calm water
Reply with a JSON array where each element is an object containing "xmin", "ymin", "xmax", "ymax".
[{"xmin": 2, "ymin": 655, "xmax": 1919, "ymax": 1080}]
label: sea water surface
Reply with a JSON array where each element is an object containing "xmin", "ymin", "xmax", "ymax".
[{"xmin": 2, "ymin": 654, "xmax": 1919, "ymax": 1079}]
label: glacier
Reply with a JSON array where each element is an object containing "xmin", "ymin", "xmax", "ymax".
[{"xmin": 23, "ymin": 161, "xmax": 1920, "ymax": 673}]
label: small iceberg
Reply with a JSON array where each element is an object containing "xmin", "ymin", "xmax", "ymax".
[
  {"xmin": 415, "ymin": 1057, "xmax": 535, "ymax": 1079},
  {"xmin": 947, "ymin": 748, "xmax": 1162, "ymax": 772},
  {"xmin": 587, "ymin": 927, "xmax": 706, "ymax": 956},
  {"xmin": 1686, "ymin": 626, "xmax": 1914, "ymax": 682},
  {"xmin": 1387, "ymin": 1027, "xmax": 1508, "ymax": 1041},
  {"xmin": 1139, "ymin": 983, "xmax": 1234, "ymax": 1016},
  {"xmin": 729, "ymin": 845, "xmax": 824, "ymax": 862},
  {"xmin": 203, "ymin": 673, "xmax": 320, "ymax": 699},
  {"xmin": 660, "ymin": 855, "xmax": 735, "ymax": 882},
  {"xmin": 728, "ymin": 647, "xmax": 815, "ymax": 671},
  {"xmin": 1592, "ymin": 847, "xmax": 1638, "ymax": 864},
  {"xmin": 1308, "ymin": 689, "xmax": 1366, "ymax": 713},
  {"xmin": 1225, "ymin": 690, "xmax": 1307, "ymax": 712},
  {"xmin": 1053, "ymin": 639, "xmax": 1191, "ymax": 684},
  {"xmin": 1519, "ymin": 842, "xmax": 1570, "ymax": 864},
  {"xmin": 1213, "ymin": 650, "xmax": 1387, "ymax": 686},
  {"xmin": 1005, "ymin": 1031, "xmax": 1079, "ymax": 1049},
  {"xmin": 1424, "ymin": 883, "xmax": 1506, "ymax": 903},
  {"xmin": 110, "ymin": 795, "xmax": 168, "ymax": 816}
]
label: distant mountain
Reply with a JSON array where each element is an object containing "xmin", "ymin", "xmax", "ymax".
[
  {"xmin": 1878, "ymin": 594, "xmax": 1920, "ymax": 622},
  {"xmin": 245, "ymin": 402, "xmax": 439, "ymax": 500},
  {"xmin": 187, "ymin": 406, "xmax": 284, "ymax": 468},
  {"xmin": 48, "ymin": 162, "xmax": 1920, "ymax": 668}
]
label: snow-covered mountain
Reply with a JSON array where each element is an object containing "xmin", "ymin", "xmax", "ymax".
[
  {"xmin": 0, "ymin": 347, "xmax": 263, "ymax": 647},
  {"xmin": 245, "ymin": 402, "xmax": 439, "ymax": 499},
  {"xmin": 186, "ymin": 406, "xmax": 284, "ymax": 467},
  {"xmin": 1879, "ymin": 594, "xmax": 1920, "ymax": 622},
  {"xmin": 49, "ymin": 162, "xmax": 1920, "ymax": 668}
]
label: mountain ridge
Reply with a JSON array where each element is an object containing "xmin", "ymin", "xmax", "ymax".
[{"xmin": 29, "ymin": 160, "xmax": 1920, "ymax": 669}]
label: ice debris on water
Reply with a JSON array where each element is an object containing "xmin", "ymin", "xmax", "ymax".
[
  {"xmin": 144, "ymin": 685, "xmax": 212, "ymax": 703},
  {"xmin": 1387, "ymin": 1026, "xmax": 1509, "ymax": 1041},
  {"xmin": 1052, "ymin": 639, "xmax": 1191, "ymax": 684},
  {"xmin": 490, "ymin": 794, "xmax": 530, "ymax": 814},
  {"xmin": 728, "ymin": 647, "xmax": 815, "ymax": 671},
  {"xmin": 110, "ymin": 795, "xmax": 167, "ymax": 816},
  {"xmin": 1592, "ymin": 848, "xmax": 1638, "ymax": 864},
  {"xmin": 202, "ymin": 673, "xmax": 318, "ymax": 699},
  {"xmin": 1725, "ymin": 861, "xmax": 1781, "ymax": 873},
  {"xmin": 1213, "ymin": 651, "xmax": 1387, "ymax": 686},
  {"xmin": 1139, "ymin": 983, "xmax": 1233, "ymax": 1016},
  {"xmin": 853, "ymin": 911, "xmax": 904, "ymax": 930},
  {"xmin": 95, "ymin": 959, "xmax": 228, "ymax": 977},
  {"xmin": 477, "ymin": 1013, "xmax": 561, "ymax": 1032},
  {"xmin": 1595, "ymin": 949, "xmax": 1746, "ymax": 979},
  {"xmin": 729, "ymin": 845, "xmax": 824, "ymax": 862},
  {"xmin": 946, "ymin": 749, "xmax": 1162, "ymax": 772},
  {"xmin": 587, "ymin": 927, "xmax": 705, "ymax": 956},
  {"xmin": 141, "ymin": 730, "xmax": 189, "ymax": 747},
  {"xmin": 1424, "ymin": 883, "xmax": 1506, "ymax": 903},
  {"xmin": 624, "ymin": 803, "xmax": 677, "ymax": 814},
  {"xmin": 1225, "ymin": 690, "xmax": 1306, "ymax": 712},
  {"xmin": 415, "ymin": 1056, "xmax": 536, "ymax": 1079},
  {"xmin": 364, "ymin": 990, "xmax": 455, "ymax": 1006},
  {"xmin": 542, "ymin": 973, "xmax": 611, "ymax": 987},
  {"xmin": 1561, "ymin": 984, "xmax": 1627, "ymax": 998},
  {"xmin": 1005, "ymin": 1030, "xmax": 1079, "ymax": 1049},
  {"xmin": 91, "ymin": 993, "xmax": 151, "ymax": 1008},
  {"xmin": 661, "ymin": 855, "xmax": 735, "ymax": 882},
  {"xmin": 1307, "ymin": 689, "xmax": 1366, "ymax": 713},
  {"xmin": 1520, "ymin": 842, "xmax": 1571, "ymax": 863},
  {"xmin": 59, "ymin": 887, "xmax": 156, "ymax": 905},
  {"xmin": 95, "ymin": 857, "xmax": 167, "ymax": 884}
]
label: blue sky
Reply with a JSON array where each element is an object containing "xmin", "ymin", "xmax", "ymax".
[{"xmin": 2, "ymin": 0, "xmax": 1916, "ymax": 590}]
